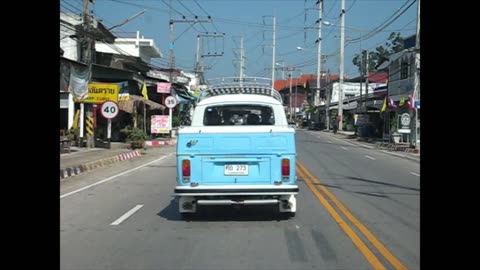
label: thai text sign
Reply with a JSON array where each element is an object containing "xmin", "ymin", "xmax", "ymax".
[
  {"xmin": 75, "ymin": 83, "xmax": 119, "ymax": 103},
  {"xmin": 151, "ymin": 115, "xmax": 170, "ymax": 134},
  {"xmin": 157, "ymin": 82, "xmax": 171, "ymax": 93}
]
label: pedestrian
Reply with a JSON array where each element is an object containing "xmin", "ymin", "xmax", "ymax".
[{"xmin": 333, "ymin": 115, "xmax": 340, "ymax": 134}]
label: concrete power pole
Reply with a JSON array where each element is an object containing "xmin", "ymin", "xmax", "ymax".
[
  {"xmin": 359, "ymin": 51, "xmax": 363, "ymax": 107},
  {"xmin": 289, "ymin": 72, "xmax": 293, "ymax": 122},
  {"xmin": 240, "ymin": 36, "xmax": 244, "ymax": 81},
  {"xmin": 413, "ymin": 0, "xmax": 420, "ymax": 149},
  {"xmin": 271, "ymin": 16, "xmax": 276, "ymax": 88},
  {"xmin": 315, "ymin": 0, "xmax": 323, "ymax": 107},
  {"xmin": 195, "ymin": 35, "xmax": 201, "ymax": 77},
  {"xmin": 82, "ymin": 0, "xmax": 94, "ymax": 148},
  {"xmin": 169, "ymin": 1, "xmax": 210, "ymax": 82},
  {"xmin": 195, "ymin": 33, "xmax": 224, "ymax": 84},
  {"xmin": 325, "ymin": 69, "xmax": 330, "ymax": 131},
  {"xmin": 338, "ymin": 0, "xmax": 345, "ymax": 131},
  {"xmin": 365, "ymin": 50, "xmax": 369, "ymax": 101},
  {"xmin": 169, "ymin": 0, "xmax": 174, "ymax": 75}
]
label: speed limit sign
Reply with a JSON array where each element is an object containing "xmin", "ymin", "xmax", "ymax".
[
  {"xmin": 100, "ymin": 101, "xmax": 119, "ymax": 119},
  {"xmin": 164, "ymin": 96, "xmax": 177, "ymax": 109}
]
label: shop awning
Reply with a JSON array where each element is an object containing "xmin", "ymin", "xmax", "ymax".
[{"xmin": 118, "ymin": 95, "xmax": 165, "ymax": 113}]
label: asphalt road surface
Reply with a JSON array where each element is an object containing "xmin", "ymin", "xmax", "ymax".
[{"xmin": 61, "ymin": 130, "xmax": 419, "ymax": 270}]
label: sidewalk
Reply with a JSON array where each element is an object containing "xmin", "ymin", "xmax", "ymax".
[
  {"xmin": 60, "ymin": 137, "xmax": 177, "ymax": 180},
  {"xmin": 315, "ymin": 129, "xmax": 420, "ymax": 163}
]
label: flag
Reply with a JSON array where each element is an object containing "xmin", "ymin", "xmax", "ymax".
[
  {"xmin": 142, "ymin": 82, "xmax": 149, "ymax": 100},
  {"xmin": 408, "ymin": 94, "xmax": 416, "ymax": 110},
  {"xmin": 388, "ymin": 97, "xmax": 397, "ymax": 108},
  {"xmin": 381, "ymin": 97, "xmax": 387, "ymax": 112},
  {"xmin": 399, "ymin": 97, "xmax": 405, "ymax": 106}
]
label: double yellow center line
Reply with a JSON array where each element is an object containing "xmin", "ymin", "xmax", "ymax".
[{"xmin": 296, "ymin": 160, "xmax": 408, "ymax": 270}]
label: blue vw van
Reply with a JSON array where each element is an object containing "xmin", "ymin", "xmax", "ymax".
[{"xmin": 175, "ymin": 77, "xmax": 298, "ymax": 216}]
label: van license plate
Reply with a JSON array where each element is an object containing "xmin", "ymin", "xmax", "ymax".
[{"xmin": 224, "ymin": 164, "xmax": 248, "ymax": 176}]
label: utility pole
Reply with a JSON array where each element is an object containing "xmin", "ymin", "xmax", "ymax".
[
  {"xmin": 271, "ymin": 16, "xmax": 276, "ymax": 88},
  {"xmin": 315, "ymin": 0, "xmax": 323, "ymax": 106},
  {"xmin": 168, "ymin": 0, "xmax": 209, "ymax": 137},
  {"xmin": 240, "ymin": 36, "xmax": 244, "ymax": 81},
  {"xmin": 413, "ymin": 0, "xmax": 420, "ymax": 149},
  {"xmin": 233, "ymin": 35, "xmax": 245, "ymax": 85},
  {"xmin": 168, "ymin": 0, "xmax": 210, "ymax": 83},
  {"xmin": 295, "ymin": 71, "xmax": 301, "ymax": 119},
  {"xmin": 325, "ymin": 69, "xmax": 331, "ymax": 130},
  {"xmin": 365, "ymin": 50, "xmax": 369, "ymax": 103},
  {"xmin": 195, "ymin": 35, "xmax": 201, "ymax": 76},
  {"xmin": 338, "ymin": 0, "xmax": 345, "ymax": 131},
  {"xmin": 82, "ymin": 0, "xmax": 94, "ymax": 148},
  {"xmin": 195, "ymin": 33, "xmax": 225, "ymax": 84},
  {"xmin": 359, "ymin": 51, "xmax": 363, "ymax": 107},
  {"xmin": 169, "ymin": 0, "xmax": 174, "ymax": 75},
  {"xmin": 289, "ymin": 71, "xmax": 293, "ymax": 122}
]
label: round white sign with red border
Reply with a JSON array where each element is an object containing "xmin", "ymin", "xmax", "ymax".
[
  {"xmin": 100, "ymin": 101, "xmax": 119, "ymax": 119},
  {"xmin": 165, "ymin": 96, "xmax": 177, "ymax": 109}
]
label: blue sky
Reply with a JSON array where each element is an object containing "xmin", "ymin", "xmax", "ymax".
[{"xmin": 61, "ymin": 0, "xmax": 418, "ymax": 81}]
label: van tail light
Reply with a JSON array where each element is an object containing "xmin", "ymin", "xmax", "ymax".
[
  {"xmin": 281, "ymin": 158, "xmax": 290, "ymax": 179},
  {"xmin": 182, "ymin": 159, "xmax": 191, "ymax": 177}
]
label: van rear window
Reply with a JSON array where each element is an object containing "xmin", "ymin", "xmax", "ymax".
[{"xmin": 203, "ymin": 105, "xmax": 274, "ymax": 126}]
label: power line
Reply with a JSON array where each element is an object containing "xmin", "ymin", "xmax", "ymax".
[
  {"xmin": 324, "ymin": 0, "xmax": 338, "ymax": 19},
  {"xmin": 193, "ymin": 0, "xmax": 221, "ymax": 33},
  {"xmin": 160, "ymin": 0, "xmax": 186, "ymax": 17},
  {"xmin": 346, "ymin": 0, "xmax": 357, "ymax": 12},
  {"xmin": 61, "ymin": 0, "xmax": 83, "ymax": 13},
  {"xmin": 107, "ymin": 0, "xmax": 311, "ymax": 31},
  {"xmin": 176, "ymin": 0, "xmax": 196, "ymax": 16},
  {"xmin": 347, "ymin": 0, "xmax": 415, "ymax": 43},
  {"xmin": 60, "ymin": 4, "xmax": 83, "ymax": 17}
]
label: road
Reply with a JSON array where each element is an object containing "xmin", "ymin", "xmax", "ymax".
[{"xmin": 60, "ymin": 130, "xmax": 420, "ymax": 270}]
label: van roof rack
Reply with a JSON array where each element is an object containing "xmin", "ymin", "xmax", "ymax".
[{"xmin": 198, "ymin": 76, "xmax": 283, "ymax": 103}]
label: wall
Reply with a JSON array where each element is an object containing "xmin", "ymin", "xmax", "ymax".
[
  {"xmin": 96, "ymin": 41, "xmax": 140, "ymax": 58},
  {"xmin": 330, "ymin": 82, "xmax": 385, "ymax": 103},
  {"xmin": 388, "ymin": 51, "xmax": 415, "ymax": 98}
]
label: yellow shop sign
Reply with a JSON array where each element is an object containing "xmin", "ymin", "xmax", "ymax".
[{"xmin": 74, "ymin": 83, "xmax": 119, "ymax": 103}]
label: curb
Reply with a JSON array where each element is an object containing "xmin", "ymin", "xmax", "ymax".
[
  {"xmin": 60, "ymin": 150, "xmax": 141, "ymax": 180},
  {"xmin": 320, "ymin": 131, "xmax": 420, "ymax": 163},
  {"xmin": 145, "ymin": 138, "xmax": 177, "ymax": 147},
  {"xmin": 378, "ymin": 150, "xmax": 420, "ymax": 162}
]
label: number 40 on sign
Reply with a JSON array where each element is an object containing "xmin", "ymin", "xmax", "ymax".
[{"xmin": 100, "ymin": 101, "xmax": 119, "ymax": 119}]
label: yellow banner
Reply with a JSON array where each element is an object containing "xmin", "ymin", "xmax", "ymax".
[{"xmin": 74, "ymin": 83, "xmax": 119, "ymax": 103}]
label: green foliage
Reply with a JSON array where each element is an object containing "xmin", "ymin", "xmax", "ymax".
[
  {"xmin": 352, "ymin": 32, "xmax": 405, "ymax": 73},
  {"xmin": 390, "ymin": 117, "xmax": 398, "ymax": 132},
  {"xmin": 120, "ymin": 126, "xmax": 148, "ymax": 142},
  {"xmin": 172, "ymin": 115, "xmax": 181, "ymax": 127}
]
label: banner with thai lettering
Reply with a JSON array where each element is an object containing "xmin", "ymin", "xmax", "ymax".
[
  {"xmin": 151, "ymin": 115, "xmax": 170, "ymax": 134},
  {"xmin": 74, "ymin": 83, "xmax": 119, "ymax": 103},
  {"xmin": 157, "ymin": 82, "xmax": 171, "ymax": 93}
]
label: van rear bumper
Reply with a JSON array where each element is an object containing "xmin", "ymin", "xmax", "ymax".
[{"xmin": 174, "ymin": 184, "xmax": 299, "ymax": 196}]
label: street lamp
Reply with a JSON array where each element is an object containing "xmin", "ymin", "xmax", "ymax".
[{"xmin": 297, "ymin": 46, "xmax": 329, "ymax": 63}]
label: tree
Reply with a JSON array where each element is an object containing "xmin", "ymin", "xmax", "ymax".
[{"xmin": 352, "ymin": 32, "xmax": 405, "ymax": 74}]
